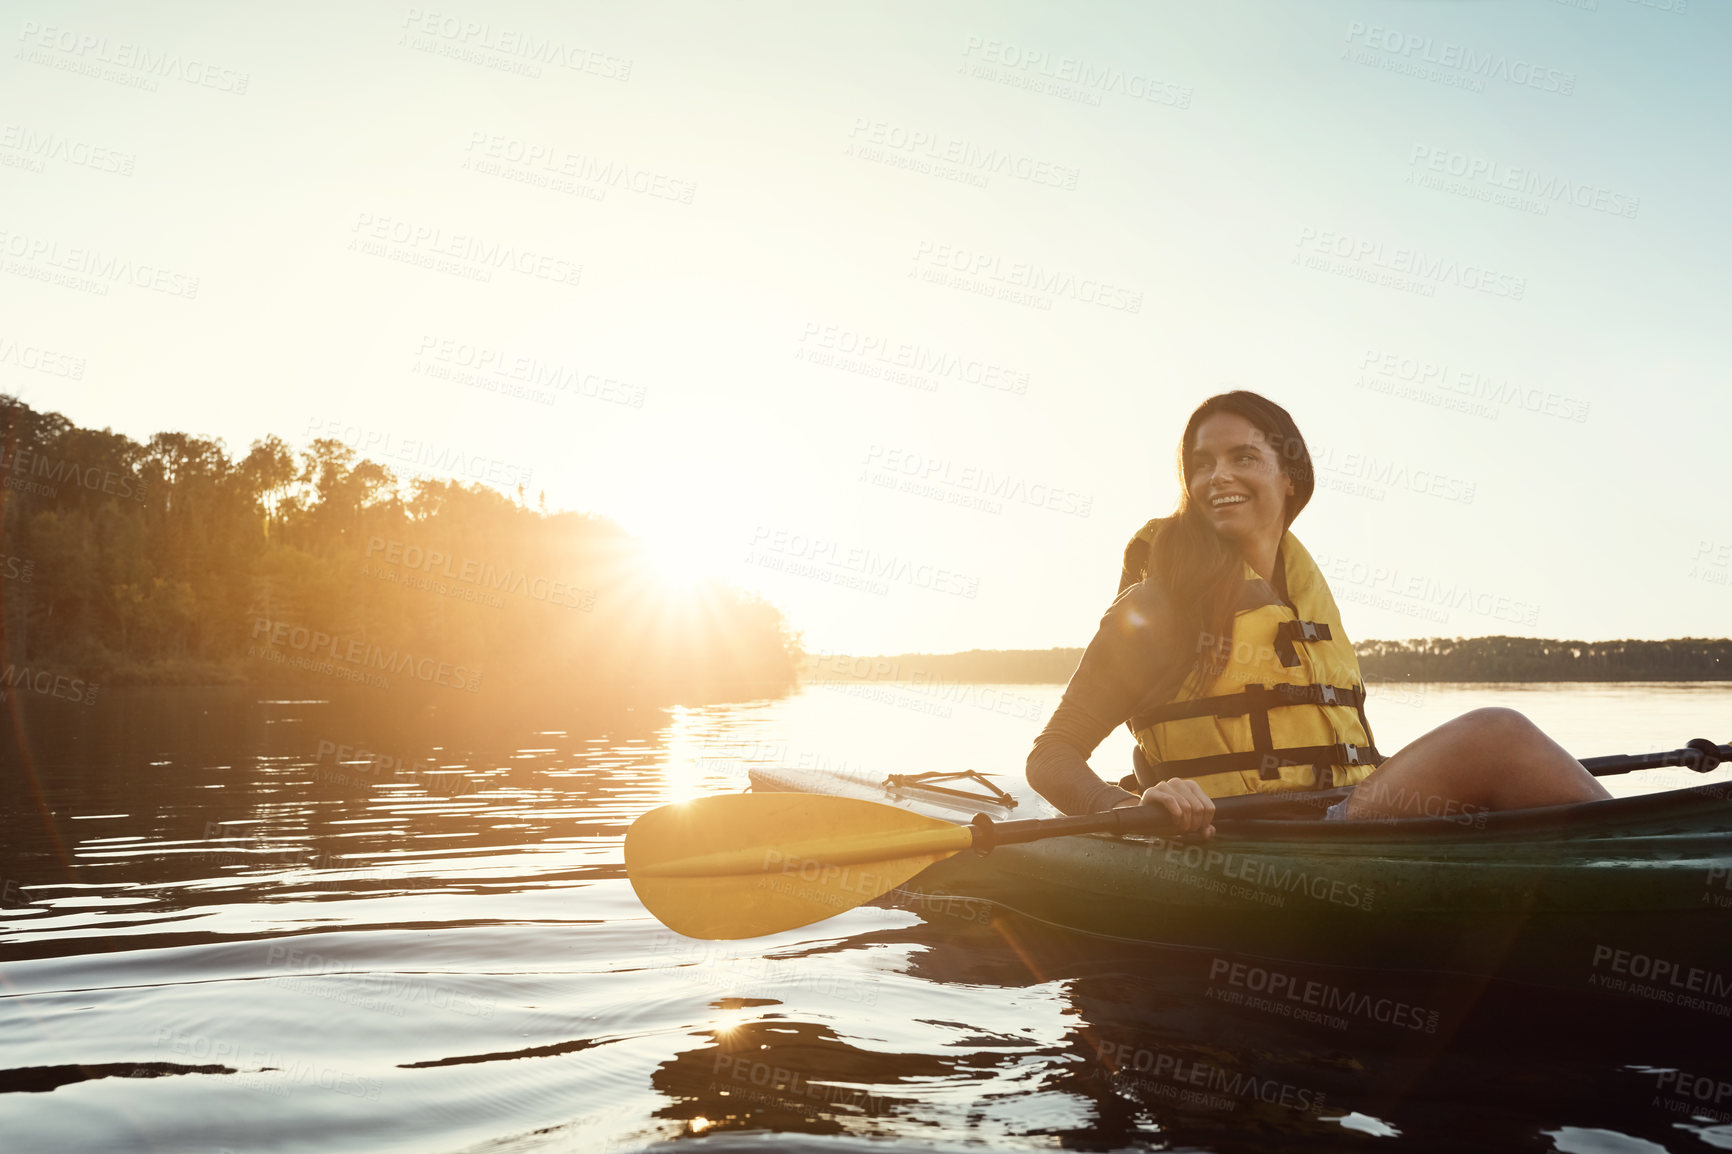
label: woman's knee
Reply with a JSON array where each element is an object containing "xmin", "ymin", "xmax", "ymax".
[{"xmin": 1455, "ymin": 706, "xmax": 1537, "ymax": 741}]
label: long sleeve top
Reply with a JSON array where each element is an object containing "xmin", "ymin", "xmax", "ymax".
[
  {"xmin": 1027, "ymin": 541, "xmax": 1298, "ymax": 815},
  {"xmin": 1024, "ymin": 579, "xmax": 1191, "ymax": 815}
]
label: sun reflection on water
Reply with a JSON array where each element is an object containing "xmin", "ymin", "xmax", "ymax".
[{"xmin": 661, "ymin": 706, "xmax": 703, "ymax": 804}]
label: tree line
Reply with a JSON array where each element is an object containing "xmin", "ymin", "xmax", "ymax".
[
  {"xmin": 1353, "ymin": 636, "xmax": 1730, "ymax": 682},
  {"xmin": 807, "ymin": 636, "xmax": 1731, "ymax": 685},
  {"xmin": 0, "ymin": 396, "xmax": 800, "ymax": 710}
]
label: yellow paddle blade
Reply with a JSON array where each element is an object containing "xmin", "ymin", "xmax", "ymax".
[{"xmin": 625, "ymin": 792, "xmax": 975, "ymax": 940}]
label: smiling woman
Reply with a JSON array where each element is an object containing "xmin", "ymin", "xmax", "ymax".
[{"xmin": 1026, "ymin": 390, "xmax": 1612, "ymax": 828}]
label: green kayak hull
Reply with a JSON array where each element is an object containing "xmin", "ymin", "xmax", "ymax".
[{"xmin": 747, "ymin": 766, "xmax": 1732, "ymax": 1005}]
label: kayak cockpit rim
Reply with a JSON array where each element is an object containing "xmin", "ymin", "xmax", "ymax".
[{"xmin": 1167, "ymin": 780, "xmax": 1732, "ymax": 842}]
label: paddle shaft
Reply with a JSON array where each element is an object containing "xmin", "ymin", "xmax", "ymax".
[
  {"xmin": 970, "ymin": 802, "xmax": 1181, "ymax": 852},
  {"xmin": 967, "ymin": 739, "xmax": 1730, "ymax": 853},
  {"xmin": 1579, "ymin": 739, "xmax": 1729, "ymax": 778}
]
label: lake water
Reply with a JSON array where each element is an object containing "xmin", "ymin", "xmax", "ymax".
[{"xmin": 3, "ymin": 682, "xmax": 1731, "ymax": 1153}]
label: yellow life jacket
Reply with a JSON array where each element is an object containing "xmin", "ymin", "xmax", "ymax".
[{"xmin": 1122, "ymin": 523, "xmax": 1382, "ymax": 798}]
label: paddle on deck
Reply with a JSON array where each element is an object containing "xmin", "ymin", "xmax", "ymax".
[
  {"xmin": 626, "ymin": 790, "xmax": 1185, "ymax": 939},
  {"xmin": 627, "ymin": 739, "xmax": 1729, "ymax": 939},
  {"xmin": 627, "ymin": 792, "xmax": 975, "ymax": 939}
]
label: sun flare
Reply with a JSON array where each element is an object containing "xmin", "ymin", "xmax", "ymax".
[{"xmin": 639, "ymin": 532, "xmax": 707, "ymax": 600}]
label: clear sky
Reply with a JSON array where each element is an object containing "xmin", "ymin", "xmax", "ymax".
[{"xmin": 3, "ymin": 1, "xmax": 1727, "ymax": 654}]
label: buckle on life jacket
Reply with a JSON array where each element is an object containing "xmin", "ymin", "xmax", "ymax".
[
  {"xmin": 1341, "ymin": 742, "xmax": 1363, "ymax": 765},
  {"xmin": 1320, "ymin": 685, "xmax": 1339, "ymax": 706},
  {"xmin": 1273, "ymin": 619, "xmax": 1334, "ymax": 667}
]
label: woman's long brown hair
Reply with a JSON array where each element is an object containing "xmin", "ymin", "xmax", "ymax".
[{"xmin": 1142, "ymin": 391, "xmax": 1315, "ymax": 691}]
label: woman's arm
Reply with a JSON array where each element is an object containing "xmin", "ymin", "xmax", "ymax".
[{"xmin": 1026, "ymin": 581, "xmax": 1190, "ymax": 815}]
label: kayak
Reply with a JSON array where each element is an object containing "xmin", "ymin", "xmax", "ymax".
[{"xmin": 746, "ymin": 765, "xmax": 1732, "ymax": 1004}]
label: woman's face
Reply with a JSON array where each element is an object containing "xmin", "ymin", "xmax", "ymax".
[{"xmin": 1185, "ymin": 411, "xmax": 1294, "ymax": 547}]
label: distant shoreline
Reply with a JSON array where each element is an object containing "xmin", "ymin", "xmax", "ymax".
[{"xmin": 804, "ymin": 638, "xmax": 1732, "ymax": 685}]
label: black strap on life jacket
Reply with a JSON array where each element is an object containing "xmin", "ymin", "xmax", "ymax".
[
  {"xmin": 1143, "ymin": 742, "xmax": 1384, "ymax": 786},
  {"xmin": 1130, "ymin": 681, "xmax": 1383, "ymax": 786},
  {"xmin": 1273, "ymin": 619, "xmax": 1332, "ymax": 667},
  {"xmin": 1130, "ymin": 682, "xmax": 1366, "ymax": 729},
  {"xmin": 1352, "ymin": 692, "xmax": 1380, "ymax": 766}
]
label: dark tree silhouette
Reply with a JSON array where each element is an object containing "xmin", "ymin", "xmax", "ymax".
[{"xmin": 0, "ymin": 396, "xmax": 801, "ymax": 708}]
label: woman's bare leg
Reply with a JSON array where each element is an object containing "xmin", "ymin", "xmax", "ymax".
[{"xmin": 1343, "ymin": 707, "xmax": 1611, "ymax": 820}]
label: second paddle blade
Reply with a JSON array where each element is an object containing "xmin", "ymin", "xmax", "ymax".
[{"xmin": 625, "ymin": 791, "xmax": 974, "ymax": 940}]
